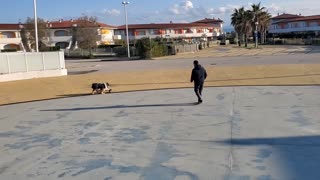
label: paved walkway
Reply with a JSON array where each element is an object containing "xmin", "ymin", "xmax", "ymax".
[
  {"xmin": 1, "ymin": 63, "xmax": 320, "ymax": 105},
  {"xmin": 0, "ymin": 45, "xmax": 320, "ymax": 106},
  {"xmin": 1, "ymin": 86, "xmax": 320, "ymax": 179}
]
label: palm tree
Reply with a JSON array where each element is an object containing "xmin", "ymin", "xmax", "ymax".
[
  {"xmin": 259, "ymin": 11, "xmax": 272, "ymax": 44},
  {"xmin": 231, "ymin": 7, "xmax": 253, "ymax": 47},
  {"xmin": 231, "ymin": 8, "xmax": 243, "ymax": 46},
  {"xmin": 250, "ymin": 3, "xmax": 271, "ymax": 44},
  {"xmin": 242, "ymin": 10, "xmax": 253, "ymax": 47},
  {"xmin": 231, "ymin": 7, "xmax": 252, "ymax": 47},
  {"xmin": 231, "ymin": 3, "xmax": 271, "ymax": 46}
]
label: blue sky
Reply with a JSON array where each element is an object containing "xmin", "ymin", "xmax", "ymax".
[{"xmin": 1, "ymin": 0, "xmax": 320, "ymax": 30}]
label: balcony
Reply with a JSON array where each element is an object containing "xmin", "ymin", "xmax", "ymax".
[
  {"xmin": 269, "ymin": 25, "xmax": 320, "ymax": 33},
  {"xmin": 0, "ymin": 38, "xmax": 21, "ymax": 44},
  {"xmin": 49, "ymin": 36, "xmax": 72, "ymax": 43}
]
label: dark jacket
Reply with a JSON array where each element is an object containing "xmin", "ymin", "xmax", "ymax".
[{"xmin": 191, "ymin": 65, "xmax": 207, "ymax": 84}]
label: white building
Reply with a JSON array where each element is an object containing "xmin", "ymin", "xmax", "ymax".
[
  {"xmin": 0, "ymin": 17, "xmax": 224, "ymax": 51},
  {"xmin": 115, "ymin": 18, "xmax": 224, "ymax": 41},
  {"xmin": 0, "ymin": 24, "xmax": 24, "ymax": 51},
  {"xmin": 269, "ymin": 13, "xmax": 320, "ymax": 34},
  {"xmin": 46, "ymin": 20, "xmax": 117, "ymax": 49},
  {"xmin": 0, "ymin": 20, "xmax": 117, "ymax": 51}
]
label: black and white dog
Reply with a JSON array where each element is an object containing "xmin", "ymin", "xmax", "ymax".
[{"xmin": 91, "ymin": 82, "xmax": 112, "ymax": 94}]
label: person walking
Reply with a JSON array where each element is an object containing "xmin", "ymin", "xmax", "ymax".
[{"xmin": 190, "ymin": 60, "xmax": 207, "ymax": 104}]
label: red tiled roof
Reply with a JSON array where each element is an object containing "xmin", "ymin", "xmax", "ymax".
[
  {"xmin": 193, "ymin": 18, "xmax": 224, "ymax": 23},
  {"xmin": 284, "ymin": 15, "xmax": 320, "ymax": 22},
  {"xmin": 117, "ymin": 23, "xmax": 219, "ymax": 30},
  {"xmin": 0, "ymin": 24, "xmax": 20, "ymax": 30},
  {"xmin": 272, "ymin": 15, "xmax": 320, "ymax": 24},
  {"xmin": 272, "ymin": 13, "xmax": 303, "ymax": 20},
  {"xmin": 48, "ymin": 20, "xmax": 116, "ymax": 29}
]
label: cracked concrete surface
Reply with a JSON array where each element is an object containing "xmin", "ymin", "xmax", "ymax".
[{"xmin": 1, "ymin": 86, "xmax": 320, "ymax": 179}]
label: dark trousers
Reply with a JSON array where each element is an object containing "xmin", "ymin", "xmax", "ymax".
[{"xmin": 194, "ymin": 82, "xmax": 204, "ymax": 101}]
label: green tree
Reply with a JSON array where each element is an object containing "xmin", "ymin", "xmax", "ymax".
[
  {"xmin": 231, "ymin": 7, "xmax": 244, "ymax": 46},
  {"xmin": 231, "ymin": 3, "xmax": 271, "ymax": 47},
  {"xmin": 231, "ymin": 7, "xmax": 252, "ymax": 47},
  {"xmin": 250, "ymin": 3, "xmax": 271, "ymax": 44},
  {"xmin": 135, "ymin": 37, "xmax": 153, "ymax": 59}
]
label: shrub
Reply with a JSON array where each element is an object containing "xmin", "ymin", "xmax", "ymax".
[
  {"xmin": 40, "ymin": 46, "xmax": 60, "ymax": 52},
  {"xmin": 1, "ymin": 49, "xmax": 17, "ymax": 52},
  {"xmin": 113, "ymin": 47, "xmax": 128, "ymax": 56}
]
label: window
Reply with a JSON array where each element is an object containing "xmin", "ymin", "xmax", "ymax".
[
  {"xmin": 54, "ymin": 30, "xmax": 69, "ymax": 37},
  {"xmin": 55, "ymin": 42, "xmax": 69, "ymax": 49},
  {"xmin": 310, "ymin": 22, "xmax": 318, "ymax": 27},
  {"xmin": 197, "ymin": 29, "xmax": 204, "ymax": 33},
  {"xmin": 136, "ymin": 31, "xmax": 146, "ymax": 36},
  {"xmin": 0, "ymin": 31, "xmax": 16, "ymax": 38},
  {"xmin": 300, "ymin": 22, "xmax": 306, "ymax": 27},
  {"xmin": 4, "ymin": 44, "xmax": 20, "ymax": 50},
  {"xmin": 174, "ymin": 29, "xmax": 183, "ymax": 34}
]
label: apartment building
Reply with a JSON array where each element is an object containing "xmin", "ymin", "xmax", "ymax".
[
  {"xmin": 0, "ymin": 24, "xmax": 24, "ymax": 51},
  {"xmin": 45, "ymin": 20, "xmax": 117, "ymax": 49},
  {"xmin": 115, "ymin": 18, "xmax": 223, "ymax": 42},
  {"xmin": 0, "ymin": 20, "xmax": 116, "ymax": 51},
  {"xmin": 269, "ymin": 13, "xmax": 320, "ymax": 34},
  {"xmin": 0, "ymin": 17, "xmax": 223, "ymax": 51}
]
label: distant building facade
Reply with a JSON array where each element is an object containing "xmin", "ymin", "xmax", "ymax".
[
  {"xmin": 0, "ymin": 24, "xmax": 24, "ymax": 51},
  {"xmin": 0, "ymin": 17, "xmax": 224, "ymax": 51},
  {"xmin": 0, "ymin": 20, "xmax": 116, "ymax": 51},
  {"xmin": 115, "ymin": 18, "xmax": 224, "ymax": 42},
  {"xmin": 45, "ymin": 19, "xmax": 116, "ymax": 49},
  {"xmin": 269, "ymin": 13, "xmax": 320, "ymax": 35}
]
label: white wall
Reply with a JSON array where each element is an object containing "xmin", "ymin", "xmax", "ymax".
[{"xmin": 0, "ymin": 51, "xmax": 67, "ymax": 82}]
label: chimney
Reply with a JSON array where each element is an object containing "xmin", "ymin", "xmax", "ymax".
[
  {"xmin": 299, "ymin": 13, "xmax": 301, "ymax": 16},
  {"xmin": 277, "ymin": 13, "xmax": 279, "ymax": 16},
  {"xmin": 71, "ymin": 18, "xmax": 73, "ymax": 22},
  {"xmin": 59, "ymin": 19, "xmax": 62, "ymax": 23},
  {"xmin": 170, "ymin": 21, "xmax": 173, "ymax": 24}
]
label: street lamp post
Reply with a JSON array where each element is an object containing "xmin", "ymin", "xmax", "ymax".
[
  {"xmin": 122, "ymin": 1, "xmax": 130, "ymax": 58},
  {"xmin": 33, "ymin": 0, "xmax": 39, "ymax": 52},
  {"xmin": 255, "ymin": 21, "xmax": 259, "ymax": 48}
]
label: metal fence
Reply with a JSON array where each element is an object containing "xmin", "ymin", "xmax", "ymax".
[
  {"xmin": 0, "ymin": 52, "xmax": 65, "ymax": 75},
  {"xmin": 268, "ymin": 38, "xmax": 320, "ymax": 45}
]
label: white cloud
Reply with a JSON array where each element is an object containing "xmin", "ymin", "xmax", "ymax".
[
  {"xmin": 182, "ymin": 0, "xmax": 194, "ymax": 10},
  {"xmin": 111, "ymin": 1, "xmax": 320, "ymax": 28},
  {"xmin": 206, "ymin": 5, "xmax": 235, "ymax": 16},
  {"xmin": 169, "ymin": 0, "xmax": 194, "ymax": 15},
  {"xmin": 103, "ymin": 9, "xmax": 121, "ymax": 16},
  {"xmin": 169, "ymin": 4, "xmax": 180, "ymax": 15}
]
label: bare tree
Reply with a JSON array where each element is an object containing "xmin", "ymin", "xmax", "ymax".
[
  {"xmin": 22, "ymin": 17, "xmax": 49, "ymax": 51},
  {"xmin": 73, "ymin": 16, "xmax": 99, "ymax": 55}
]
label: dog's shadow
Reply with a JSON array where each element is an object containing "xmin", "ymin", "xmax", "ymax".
[{"xmin": 57, "ymin": 93, "xmax": 92, "ymax": 98}]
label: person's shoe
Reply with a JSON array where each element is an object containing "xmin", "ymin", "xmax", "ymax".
[{"xmin": 198, "ymin": 99, "xmax": 203, "ymax": 104}]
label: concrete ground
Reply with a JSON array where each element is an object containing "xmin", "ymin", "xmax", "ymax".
[
  {"xmin": 1, "ymin": 45, "xmax": 320, "ymax": 105},
  {"xmin": 1, "ymin": 86, "xmax": 320, "ymax": 180},
  {"xmin": 1, "ymin": 45, "xmax": 320, "ymax": 179}
]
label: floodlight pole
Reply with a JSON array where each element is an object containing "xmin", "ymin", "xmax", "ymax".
[
  {"xmin": 255, "ymin": 21, "xmax": 259, "ymax": 48},
  {"xmin": 122, "ymin": 1, "xmax": 130, "ymax": 58},
  {"xmin": 33, "ymin": 0, "xmax": 39, "ymax": 52}
]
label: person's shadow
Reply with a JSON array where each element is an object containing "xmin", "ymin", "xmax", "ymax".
[{"xmin": 40, "ymin": 102, "xmax": 198, "ymax": 112}]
